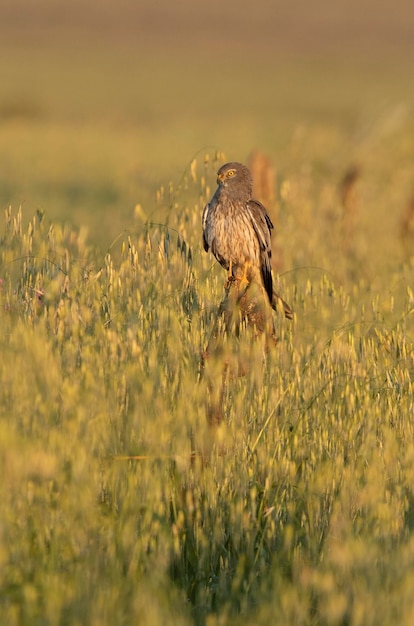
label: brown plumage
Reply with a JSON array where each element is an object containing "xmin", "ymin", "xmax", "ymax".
[{"xmin": 202, "ymin": 162, "xmax": 292, "ymax": 319}]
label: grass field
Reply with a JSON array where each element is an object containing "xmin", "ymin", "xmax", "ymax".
[{"xmin": 1, "ymin": 2, "xmax": 414, "ymax": 625}]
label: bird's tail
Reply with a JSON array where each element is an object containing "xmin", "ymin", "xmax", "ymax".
[{"xmin": 272, "ymin": 291, "xmax": 293, "ymax": 320}]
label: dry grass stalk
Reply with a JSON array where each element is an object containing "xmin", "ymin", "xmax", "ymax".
[
  {"xmin": 400, "ymin": 190, "xmax": 414, "ymax": 257},
  {"xmin": 339, "ymin": 164, "xmax": 361, "ymax": 254},
  {"xmin": 248, "ymin": 149, "xmax": 276, "ymax": 209}
]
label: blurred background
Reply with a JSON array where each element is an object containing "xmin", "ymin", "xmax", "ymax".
[{"xmin": 1, "ymin": 0, "xmax": 414, "ymax": 252}]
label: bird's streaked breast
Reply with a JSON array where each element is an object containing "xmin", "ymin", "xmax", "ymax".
[{"xmin": 203, "ymin": 197, "xmax": 260, "ymax": 270}]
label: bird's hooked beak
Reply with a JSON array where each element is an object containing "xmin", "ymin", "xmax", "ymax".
[{"xmin": 217, "ymin": 172, "xmax": 225, "ymax": 185}]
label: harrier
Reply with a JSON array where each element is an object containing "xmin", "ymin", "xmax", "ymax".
[{"xmin": 202, "ymin": 161, "xmax": 292, "ymax": 319}]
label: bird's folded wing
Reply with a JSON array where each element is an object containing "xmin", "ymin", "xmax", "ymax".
[
  {"xmin": 246, "ymin": 200, "xmax": 274, "ymax": 301},
  {"xmin": 202, "ymin": 202, "xmax": 211, "ymax": 251}
]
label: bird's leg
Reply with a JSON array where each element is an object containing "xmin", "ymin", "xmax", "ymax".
[
  {"xmin": 239, "ymin": 262, "xmax": 250, "ymax": 288},
  {"xmin": 225, "ymin": 259, "xmax": 235, "ymax": 288}
]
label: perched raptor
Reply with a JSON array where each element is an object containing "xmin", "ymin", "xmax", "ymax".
[{"xmin": 202, "ymin": 161, "xmax": 292, "ymax": 319}]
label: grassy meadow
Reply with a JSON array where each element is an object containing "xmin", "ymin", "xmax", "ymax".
[{"xmin": 1, "ymin": 1, "xmax": 414, "ymax": 625}]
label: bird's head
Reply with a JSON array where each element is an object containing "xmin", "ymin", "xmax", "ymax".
[{"xmin": 216, "ymin": 162, "xmax": 253, "ymax": 198}]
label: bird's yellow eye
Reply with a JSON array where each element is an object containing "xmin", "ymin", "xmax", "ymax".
[{"xmin": 227, "ymin": 170, "xmax": 236, "ymax": 177}]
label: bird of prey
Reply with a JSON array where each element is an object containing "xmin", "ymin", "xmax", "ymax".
[{"xmin": 202, "ymin": 161, "xmax": 292, "ymax": 319}]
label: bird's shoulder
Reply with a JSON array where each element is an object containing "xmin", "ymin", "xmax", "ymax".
[
  {"xmin": 203, "ymin": 190, "xmax": 228, "ymax": 222},
  {"xmin": 202, "ymin": 200, "xmax": 210, "ymax": 223},
  {"xmin": 202, "ymin": 195, "xmax": 222, "ymax": 251},
  {"xmin": 246, "ymin": 199, "xmax": 274, "ymax": 233}
]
